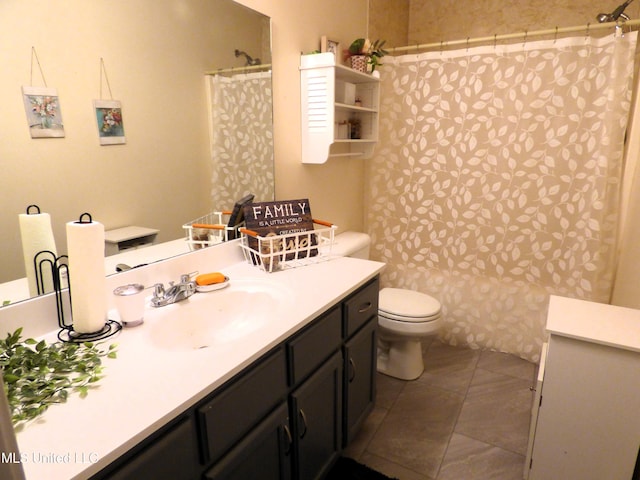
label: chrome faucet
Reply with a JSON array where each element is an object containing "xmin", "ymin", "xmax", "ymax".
[{"xmin": 151, "ymin": 272, "xmax": 197, "ymax": 307}]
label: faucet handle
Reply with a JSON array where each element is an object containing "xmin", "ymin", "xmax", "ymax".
[
  {"xmin": 181, "ymin": 271, "xmax": 199, "ymax": 283},
  {"xmin": 153, "ymin": 283, "xmax": 165, "ymax": 298}
]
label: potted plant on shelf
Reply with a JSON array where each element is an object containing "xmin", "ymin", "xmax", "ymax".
[{"xmin": 346, "ymin": 38, "xmax": 388, "ymax": 73}]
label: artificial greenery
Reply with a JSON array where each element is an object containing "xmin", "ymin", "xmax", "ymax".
[
  {"xmin": 348, "ymin": 38, "xmax": 388, "ymax": 71},
  {"xmin": 0, "ymin": 328, "xmax": 117, "ymax": 428}
]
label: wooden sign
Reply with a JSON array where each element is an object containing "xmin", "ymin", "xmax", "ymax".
[{"xmin": 243, "ymin": 199, "xmax": 318, "ymax": 261}]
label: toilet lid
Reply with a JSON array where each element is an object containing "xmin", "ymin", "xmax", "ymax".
[{"xmin": 379, "ymin": 288, "xmax": 441, "ymax": 323}]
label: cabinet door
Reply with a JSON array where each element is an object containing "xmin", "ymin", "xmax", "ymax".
[
  {"xmin": 203, "ymin": 403, "xmax": 292, "ymax": 480},
  {"xmin": 198, "ymin": 347, "xmax": 287, "ymax": 465},
  {"xmin": 530, "ymin": 335, "xmax": 640, "ymax": 479},
  {"xmin": 343, "ymin": 317, "xmax": 377, "ymax": 446},
  {"xmin": 291, "ymin": 351, "xmax": 342, "ymax": 480},
  {"xmin": 287, "ymin": 306, "xmax": 342, "ymax": 386},
  {"xmin": 95, "ymin": 416, "xmax": 199, "ymax": 480}
]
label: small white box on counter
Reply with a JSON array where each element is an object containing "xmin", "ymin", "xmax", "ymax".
[{"xmin": 335, "ymin": 80, "xmax": 356, "ymax": 105}]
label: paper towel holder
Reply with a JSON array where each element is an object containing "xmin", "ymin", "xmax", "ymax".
[
  {"xmin": 34, "ymin": 249, "xmax": 122, "ymax": 343},
  {"xmin": 75, "ymin": 212, "xmax": 93, "ymax": 224},
  {"xmin": 26, "ymin": 204, "xmax": 41, "ymax": 215}
]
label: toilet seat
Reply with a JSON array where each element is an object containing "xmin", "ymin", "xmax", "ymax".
[{"xmin": 379, "ymin": 288, "xmax": 441, "ymax": 323}]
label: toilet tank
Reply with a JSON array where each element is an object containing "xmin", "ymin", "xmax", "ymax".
[{"xmin": 332, "ymin": 231, "xmax": 371, "ymax": 259}]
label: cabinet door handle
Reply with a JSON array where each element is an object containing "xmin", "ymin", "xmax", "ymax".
[
  {"xmin": 298, "ymin": 409, "xmax": 308, "ymax": 439},
  {"xmin": 349, "ymin": 357, "xmax": 356, "ymax": 382},
  {"xmin": 358, "ymin": 301, "xmax": 373, "ymax": 314},
  {"xmin": 282, "ymin": 424, "xmax": 293, "ymax": 455}
]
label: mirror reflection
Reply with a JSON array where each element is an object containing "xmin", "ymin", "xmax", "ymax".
[{"xmin": 0, "ymin": 0, "xmax": 274, "ymax": 306}]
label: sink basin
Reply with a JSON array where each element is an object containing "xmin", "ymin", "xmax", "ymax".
[{"xmin": 148, "ymin": 277, "xmax": 294, "ymax": 351}]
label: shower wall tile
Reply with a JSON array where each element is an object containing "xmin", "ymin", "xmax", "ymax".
[
  {"xmin": 369, "ymin": 0, "xmax": 640, "ymax": 49},
  {"xmin": 368, "ymin": 0, "xmax": 410, "ymax": 48}
]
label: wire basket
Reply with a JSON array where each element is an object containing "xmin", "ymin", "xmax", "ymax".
[
  {"xmin": 183, "ymin": 211, "xmax": 236, "ymax": 250},
  {"xmin": 239, "ymin": 220, "xmax": 337, "ymax": 272}
]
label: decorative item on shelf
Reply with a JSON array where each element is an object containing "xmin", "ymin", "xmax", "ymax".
[
  {"xmin": 349, "ymin": 117, "xmax": 362, "ymax": 139},
  {"xmin": 320, "ymin": 35, "xmax": 341, "ymax": 63},
  {"xmin": 346, "ymin": 38, "xmax": 388, "ymax": 73}
]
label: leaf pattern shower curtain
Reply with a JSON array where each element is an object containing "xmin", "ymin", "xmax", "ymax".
[
  {"xmin": 209, "ymin": 72, "xmax": 274, "ymax": 209},
  {"xmin": 366, "ymin": 32, "xmax": 637, "ymax": 362}
]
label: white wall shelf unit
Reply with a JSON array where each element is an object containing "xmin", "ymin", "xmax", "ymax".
[{"xmin": 300, "ymin": 52, "xmax": 380, "ymax": 164}]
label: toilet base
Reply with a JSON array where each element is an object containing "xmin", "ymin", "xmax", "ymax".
[{"xmin": 377, "ymin": 337, "xmax": 424, "ymax": 381}]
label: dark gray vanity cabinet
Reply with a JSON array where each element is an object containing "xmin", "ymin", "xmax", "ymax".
[
  {"xmin": 343, "ymin": 318, "xmax": 377, "ymax": 445},
  {"xmin": 91, "ymin": 415, "xmax": 200, "ymax": 480},
  {"xmin": 197, "ymin": 347, "xmax": 289, "ymax": 466},
  {"xmin": 342, "ymin": 277, "xmax": 378, "ymax": 446},
  {"xmin": 290, "ymin": 352, "xmax": 342, "ymax": 479},
  {"xmin": 203, "ymin": 402, "xmax": 292, "ymax": 480},
  {"xmin": 207, "ymin": 306, "xmax": 343, "ymax": 480},
  {"xmin": 91, "ymin": 276, "xmax": 379, "ymax": 480}
]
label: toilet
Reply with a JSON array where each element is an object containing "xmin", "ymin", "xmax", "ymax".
[{"xmin": 332, "ymin": 232, "xmax": 442, "ymax": 380}]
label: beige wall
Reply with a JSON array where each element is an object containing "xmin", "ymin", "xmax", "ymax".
[{"xmin": 237, "ymin": 0, "xmax": 369, "ymax": 233}]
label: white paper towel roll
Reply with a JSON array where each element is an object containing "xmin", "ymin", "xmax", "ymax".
[
  {"xmin": 66, "ymin": 217, "xmax": 107, "ymax": 333},
  {"xmin": 19, "ymin": 212, "xmax": 57, "ymax": 297}
]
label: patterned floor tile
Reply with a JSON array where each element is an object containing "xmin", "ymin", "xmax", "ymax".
[
  {"xmin": 437, "ymin": 433, "xmax": 525, "ymax": 480},
  {"xmin": 454, "ymin": 368, "xmax": 533, "ymax": 455}
]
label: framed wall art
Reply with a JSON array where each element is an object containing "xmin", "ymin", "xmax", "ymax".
[
  {"xmin": 93, "ymin": 99, "xmax": 125, "ymax": 145},
  {"xmin": 22, "ymin": 86, "xmax": 65, "ymax": 138},
  {"xmin": 320, "ymin": 36, "xmax": 341, "ymax": 63}
]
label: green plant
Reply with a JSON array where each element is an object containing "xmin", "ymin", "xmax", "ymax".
[
  {"xmin": 348, "ymin": 38, "xmax": 388, "ymax": 71},
  {"xmin": 0, "ymin": 328, "xmax": 117, "ymax": 428}
]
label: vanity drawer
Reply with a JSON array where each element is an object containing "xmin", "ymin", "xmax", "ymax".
[
  {"xmin": 343, "ymin": 277, "xmax": 379, "ymax": 338},
  {"xmin": 287, "ymin": 305, "xmax": 342, "ymax": 386},
  {"xmin": 197, "ymin": 347, "xmax": 287, "ymax": 465}
]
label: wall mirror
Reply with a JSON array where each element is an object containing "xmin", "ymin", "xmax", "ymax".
[{"xmin": 0, "ymin": 0, "xmax": 274, "ymax": 306}]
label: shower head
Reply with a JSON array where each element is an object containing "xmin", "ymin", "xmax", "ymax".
[
  {"xmin": 597, "ymin": 0, "xmax": 635, "ymax": 22},
  {"xmin": 234, "ymin": 49, "xmax": 262, "ymax": 66}
]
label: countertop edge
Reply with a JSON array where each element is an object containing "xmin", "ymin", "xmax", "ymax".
[{"xmin": 547, "ymin": 295, "xmax": 640, "ymax": 353}]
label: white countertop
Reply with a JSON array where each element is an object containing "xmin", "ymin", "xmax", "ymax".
[
  {"xmin": 547, "ymin": 295, "xmax": 640, "ymax": 353},
  {"xmin": 14, "ymin": 254, "xmax": 385, "ymax": 480}
]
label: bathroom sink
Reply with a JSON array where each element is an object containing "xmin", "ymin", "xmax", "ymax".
[{"xmin": 148, "ymin": 277, "xmax": 294, "ymax": 351}]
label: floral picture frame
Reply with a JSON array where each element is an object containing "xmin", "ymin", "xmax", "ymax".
[
  {"xmin": 22, "ymin": 86, "xmax": 65, "ymax": 138},
  {"xmin": 93, "ymin": 99, "xmax": 126, "ymax": 145},
  {"xmin": 321, "ymin": 36, "xmax": 341, "ymax": 63}
]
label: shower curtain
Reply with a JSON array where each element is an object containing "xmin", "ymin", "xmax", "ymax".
[
  {"xmin": 366, "ymin": 32, "xmax": 637, "ymax": 362},
  {"xmin": 208, "ymin": 71, "xmax": 274, "ymax": 209}
]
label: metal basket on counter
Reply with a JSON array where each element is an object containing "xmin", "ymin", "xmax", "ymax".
[
  {"xmin": 183, "ymin": 211, "xmax": 237, "ymax": 250},
  {"xmin": 239, "ymin": 220, "xmax": 337, "ymax": 272}
]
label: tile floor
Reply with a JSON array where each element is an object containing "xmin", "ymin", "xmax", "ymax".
[{"xmin": 343, "ymin": 338, "xmax": 537, "ymax": 480}]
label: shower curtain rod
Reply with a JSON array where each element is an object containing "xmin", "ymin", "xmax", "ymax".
[
  {"xmin": 205, "ymin": 63, "xmax": 272, "ymax": 75},
  {"xmin": 387, "ymin": 18, "xmax": 640, "ymax": 54}
]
